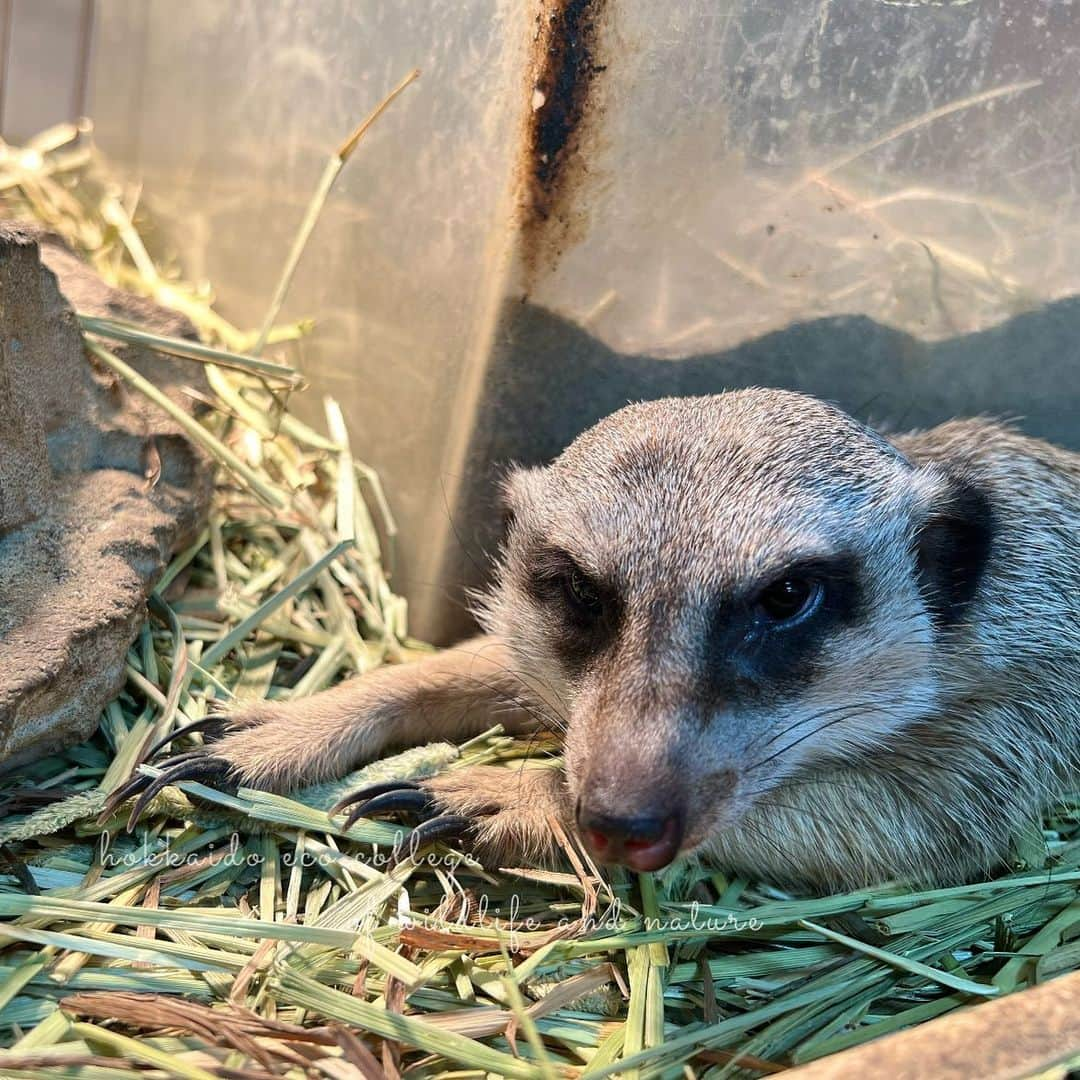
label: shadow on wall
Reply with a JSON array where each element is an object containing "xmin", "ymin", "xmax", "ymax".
[{"xmin": 430, "ymin": 294, "xmax": 1080, "ymax": 642}]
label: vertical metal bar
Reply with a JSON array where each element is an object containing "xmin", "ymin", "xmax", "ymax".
[
  {"xmin": 72, "ymin": 0, "xmax": 95, "ymax": 122},
  {"xmin": 0, "ymin": 0, "xmax": 13, "ymax": 134}
]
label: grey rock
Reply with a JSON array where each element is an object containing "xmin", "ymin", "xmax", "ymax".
[{"xmin": 0, "ymin": 222, "xmax": 212, "ymax": 770}]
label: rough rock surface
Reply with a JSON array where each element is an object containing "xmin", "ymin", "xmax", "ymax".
[{"xmin": 0, "ymin": 222, "xmax": 212, "ymax": 770}]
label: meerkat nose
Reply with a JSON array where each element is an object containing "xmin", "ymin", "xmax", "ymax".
[{"xmin": 577, "ymin": 807, "xmax": 685, "ymax": 872}]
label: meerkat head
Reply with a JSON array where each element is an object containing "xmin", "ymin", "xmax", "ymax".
[{"xmin": 481, "ymin": 389, "xmax": 993, "ymax": 872}]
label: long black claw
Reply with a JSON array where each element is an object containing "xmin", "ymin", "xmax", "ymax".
[
  {"xmin": 140, "ymin": 749, "xmax": 210, "ymax": 773},
  {"xmin": 330, "ymin": 780, "xmax": 421, "ymax": 817},
  {"xmin": 408, "ymin": 814, "xmax": 474, "ymax": 851},
  {"xmin": 143, "ymin": 715, "xmax": 230, "ymax": 759},
  {"xmin": 339, "ymin": 788, "xmax": 435, "ymax": 832},
  {"xmin": 97, "ymin": 772, "xmax": 154, "ymax": 824},
  {"xmin": 98, "ymin": 749, "xmax": 222, "ymax": 826},
  {"xmin": 126, "ymin": 757, "xmax": 237, "ymax": 831}
]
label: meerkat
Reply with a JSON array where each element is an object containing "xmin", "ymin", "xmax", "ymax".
[{"xmin": 109, "ymin": 389, "xmax": 1080, "ymax": 891}]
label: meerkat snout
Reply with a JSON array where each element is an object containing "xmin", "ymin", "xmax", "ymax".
[
  {"xmin": 577, "ymin": 748, "xmax": 747, "ymax": 869},
  {"xmin": 574, "ymin": 754, "xmax": 692, "ymax": 870},
  {"xmin": 577, "ymin": 803, "xmax": 686, "ymax": 872}
]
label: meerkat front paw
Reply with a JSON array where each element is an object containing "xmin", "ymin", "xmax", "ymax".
[
  {"xmin": 101, "ymin": 700, "xmax": 333, "ymax": 828},
  {"xmin": 100, "ymin": 634, "xmax": 562, "ymax": 838},
  {"xmin": 331, "ymin": 764, "xmax": 572, "ymax": 867}
]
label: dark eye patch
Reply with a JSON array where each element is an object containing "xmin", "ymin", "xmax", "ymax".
[
  {"xmin": 698, "ymin": 553, "xmax": 866, "ymax": 704},
  {"xmin": 525, "ymin": 546, "xmax": 623, "ymax": 675}
]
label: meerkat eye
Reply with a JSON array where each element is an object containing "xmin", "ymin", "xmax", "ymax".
[
  {"xmin": 756, "ymin": 576, "xmax": 821, "ymax": 623},
  {"xmin": 563, "ymin": 568, "xmax": 603, "ymax": 617}
]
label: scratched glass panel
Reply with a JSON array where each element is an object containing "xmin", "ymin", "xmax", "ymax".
[
  {"xmin": 529, "ymin": 2, "xmax": 1080, "ymax": 358},
  {"xmin": 90, "ymin": 0, "xmax": 528, "ymax": 639}
]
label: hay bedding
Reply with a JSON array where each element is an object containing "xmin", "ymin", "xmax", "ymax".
[{"xmin": 0, "ymin": 113, "xmax": 1077, "ymax": 1080}]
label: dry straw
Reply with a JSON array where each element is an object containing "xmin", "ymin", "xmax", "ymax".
[{"xmin": 0, "ymin": 100, "xmax": 1077, "ymax": 1079}]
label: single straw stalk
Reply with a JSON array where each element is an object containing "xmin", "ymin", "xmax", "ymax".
[{"xmin": 251, "ymin": 67, "xmax": 420, "ymax": 356}]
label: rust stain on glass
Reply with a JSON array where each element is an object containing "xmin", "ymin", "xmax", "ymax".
[{"xmin": 519, "ymin": 0, "xmax": 609, "ymax": 288}]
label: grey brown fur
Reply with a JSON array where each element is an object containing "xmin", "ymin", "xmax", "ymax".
[{"xmin": 130, "ymin": 390, "xmax": 1080, "ymax": 891}]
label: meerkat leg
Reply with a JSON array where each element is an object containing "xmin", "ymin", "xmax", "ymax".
[{"xmin": 108, "ymin": 636, "xmax": 567, "ymax": 832}]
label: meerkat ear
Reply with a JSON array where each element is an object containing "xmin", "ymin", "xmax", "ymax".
[
  {"xmin": 912, "ymin": 468, "xmax": 995, "ymax": 629},
  {"xmin": 498, "ymin": 465, "xmax": 546, "ymax": 533}
]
